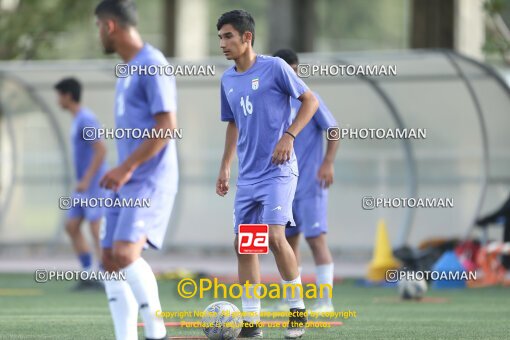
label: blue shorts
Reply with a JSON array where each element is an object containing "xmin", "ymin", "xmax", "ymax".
[
  {"xmin": 233, "ymin": 175, "xmax": 297, "ymax": 234},
  {"xmin": 286, "ymin": 195, "xmax": 328, "ymax": 239},
  {"xmin": 67, "ymin": 190, "xmax": 105, "ymax": 222},
  {"xmin": 100, "ymin": 182, "xmax": 175, "ymax": 250}
]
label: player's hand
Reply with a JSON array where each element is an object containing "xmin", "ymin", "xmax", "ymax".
[
  {"xmin": 272, "ymin": 133, "xmax": 294, "ymax": 165},
  {"xmin": 317, "ymin": 160, "xmax": 334, "ymax": 188},
  {"xmin": 100, "ymin": 164, "xmax": 133, "ymax": 192},
  {"xmin": 216, "ymin": 167, "xmax": 230, "ymax": 197},
  {"xmin": 75, "ymin": 179, "xmax": 90, "ymax": 192}
]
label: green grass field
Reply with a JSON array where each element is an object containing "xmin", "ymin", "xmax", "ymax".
[{"xmin": 0, "ymin": 273, "xmax": 509, "ymax": 339}]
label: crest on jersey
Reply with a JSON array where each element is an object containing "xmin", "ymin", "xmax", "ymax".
[{"xmin": 252, "ymin": 78, "xmax": 259, "ymax": 90}]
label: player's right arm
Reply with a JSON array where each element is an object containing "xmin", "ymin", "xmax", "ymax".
[
  {"xmin": 216, "ymin": 121, "xmax": 237, "ymax": 197},
  {"xmin": 77, "ymin": 139, "xmax": 107, "ymax": 192},
  {"xmin": 100, "ymin": 112, "xmax": 176, "ymax": 191},
  {"xmin": 217, "ymin": 81, "xmax": 237, "ymax": 197},
  {"xmin": 77, "ymin": 115, "xmax": 107, "ymax": 192}
]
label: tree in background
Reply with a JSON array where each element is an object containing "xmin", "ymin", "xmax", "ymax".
[
  {"xmin": 484, "ymin": 0, "xmax": 510, "ymax": 65},
  {"xmin": 0, "ymin": 0, "xmax": 95, "ymax": 60},
  {"xmin": 410, "ymin": 0, "xmax": 454, "ymax": 49}
]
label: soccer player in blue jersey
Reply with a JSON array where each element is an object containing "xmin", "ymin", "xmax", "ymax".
[
  {"xmin": 55, "ymin": 77, "xmax": 107, "ymax": 290},
  {"xmin": 274, "ymin": 49, "xmax": 339, "ymax": 312},
  {"xmin": 216, "ymin": 10, "xmax": 319, "ymax": 339},
  {"xmin": 95, "ymin": 1, "xmax": 178, "ymax": 339}
]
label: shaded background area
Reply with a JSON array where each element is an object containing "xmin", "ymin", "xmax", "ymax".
[
  {"xmin": 0, "ymin": 0, "xmax": 510, "ymax": 276},
  {"xmin": 1, "ymin": 51, "xmax": 509, "ymax": 257}
]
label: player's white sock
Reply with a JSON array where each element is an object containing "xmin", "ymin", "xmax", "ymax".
[
  {"xmin": 104, "ymin": 278, "xmax": 138, "ymax": 340},
  {"xmin": 282, "ymin": 276, "xmax": 305, "ymax": 309},
  {"xmin": 241, "ymin": 285, "xmax": 260, "ymax": 323},
  {"xmin": 280, "ymin": 266, "xmax": 301, "ymax": 304},
  {"xmin": 124, "ymin": 258, "xmax": 166, "ymax": 339},
  {"xmin": 316, "ymin": 263, "xmax": 334, "ymax": 305}
]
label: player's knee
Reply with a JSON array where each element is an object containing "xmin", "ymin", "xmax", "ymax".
[
  {"xmin": 102, "ymin": 251, "xmax": 116, "ymax": 272},
  {"xmin": 65, "ymin": 221, "xmax": 79, "ymax": 236},
  {"xmin": 112, "ymin": 247, "xmax": 137, "ymax": 268},
  {"xmin": 89, "ymin": 220, "xmax": 101, "ymax": 237},
  {"xmin": 268, "ymin": 235, "xmax": 286, "ymax": 254},
  {"xmin": 305, "ymin": 235, "xmax": 323, "ymax": 250},
  {"xmin": 287, "ymin": 234, "xmax": 299, "ymax": 248},
  {"xmin": 234, "ymin": 236, "xmax": 248, "ymax": 257}
]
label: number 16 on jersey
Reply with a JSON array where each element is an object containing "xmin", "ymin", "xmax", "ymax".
[{"xmin": 240, "ymin": 95, "xmax": 253, "ymax": 116}]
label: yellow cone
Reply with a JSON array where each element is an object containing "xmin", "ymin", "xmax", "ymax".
[{"xmin": 366, "ymin": 219, "xmax": 400, "ymax": 281}]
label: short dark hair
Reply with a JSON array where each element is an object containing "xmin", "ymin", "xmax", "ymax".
[
  {"xmin": 54, "ymin": 78, "xmax": 82, "ymax": 102},
  {"xmin": 95, "ymin": 0, "xmax": 138, "ymax": 27},
  {"xmin": 273, "ymin": 49, "xmax": 299, "ymax": 65},
  {"xmin": 216, "ymin": 10, "xmax": 255, "ymax": 46}
]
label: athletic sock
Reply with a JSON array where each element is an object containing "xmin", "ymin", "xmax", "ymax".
[
  {"xmin": 104, "ymin": 278, "xmax": 138, "ymax": 340},
  {"xmin": 124, "ymin": 258, "xmax": 166, "ymax": 339},
  {"xmin": 316, "ymin": 263, "xmax": 334, "ymax": 305},
  {"xmin": 280, "ymin": 267, "xmax": 302, "ymax": 304},
  {"xmin": 78, "ymin": 252, "xmax": 92, "ymax": 271},
  {"xmin": 241, "ymin": 285, "xmax": 261, "ymax": 323},
  {"xmin": 282, "ymin": 276, "xmax": 305, "ymax": 309}
]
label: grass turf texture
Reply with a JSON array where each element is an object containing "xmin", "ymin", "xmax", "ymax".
[{"xmin": 0, "ymin": 274, "xmax": 509, "ymax": 339}]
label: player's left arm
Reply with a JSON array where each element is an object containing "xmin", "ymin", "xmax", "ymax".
[
  {"xmin": 273, "ymin": 90, "xmax": 318, "ymax": 164},
  {"xmin": 315, "ymin": 96, "xmax": 340, "ymax": 188},
  {"xmin": 100, "ymin": 112, "xmax": 176, "ymax": 191},
  {"xmin": 273, "ymin": 91, "xmax": 318, "ymax": 165},
  {"xmin": 272, "ymin": 58, "xmax": 319, "ymax": 165},
  {"xmin": 318, "ymin": 137, "xmax": 339, "ymax": 188}
]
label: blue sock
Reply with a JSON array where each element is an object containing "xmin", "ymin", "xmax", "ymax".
[{"xmin": 78, "ymin": 252, "xmax": 92, "ymax": 271}]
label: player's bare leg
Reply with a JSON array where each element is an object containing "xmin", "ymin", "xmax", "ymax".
[
  {"xmin": 89, "ymin": 219, "xmax": 102, "ymax": 269},
  {"xmin": 235, "ymin": 236, "xmax": 263, "ymax": 338},
  {"xmin": 66, "ymin": 217, "xmax": 88, "ymax": 257},
  {"xmin": 287, "ymin": 233, "xmax": 301, "ymax": 266},
  {"xmin": 306, "ymin": 234, "xmax": 334, "ymax": 311},
  {"xmin": 113, "ymin": 237, "xmax": 167, "ymax": 340},
  {"xmin": 102, "ymin": 249, "xmax": 118, "ymax": 272},
  {"xmin": 66, "ymin": 217, "xmax": 100, "ymax": 290},
  {"xmin": 306, "ymin": 234, "xmax": 332, "ymax": 265},
  {"xmin": 268, "ymin": 225, "xmax": 299, "ymax": 280},
  {"xmin": 269, "ymin": 225, "xmax": 306, "ymax": 339},
  {"xmin": 112, "ymin": 238, "xmax": 145, "ymax": 268},
  {"xmin": 234, "ymin": 237, "xmax": 261, "ymax": 284},
  {"xmin": 267, "ymin": 233, "xmax": 301, "ymax": 311}
]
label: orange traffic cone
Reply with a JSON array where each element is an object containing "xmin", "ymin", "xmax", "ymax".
[{"xmin": 366, "ymin": 219, "xmax": 400, "ymax": 281}]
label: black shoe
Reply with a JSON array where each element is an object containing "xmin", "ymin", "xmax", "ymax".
[
  {"xmin": 238, "ymin": 320, "xmax": 263, "ymax": 338},
  {"xmin": 284, "ymin": 308, "xmax": 307, "ymax": 339}
]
